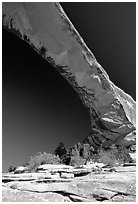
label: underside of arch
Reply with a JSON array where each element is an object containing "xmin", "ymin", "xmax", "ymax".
[{"xmin": 2, "ymin": 2, "xmax": 136, "ymax": 149}]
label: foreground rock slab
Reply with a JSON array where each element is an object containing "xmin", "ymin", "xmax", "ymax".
[
  {"xmin": 2, "ymin": 165, "xmax": 136, "ymax": 202},
  {"xmin": 2, "ymin": 2, "xmax": 136, "ymax": 148}
]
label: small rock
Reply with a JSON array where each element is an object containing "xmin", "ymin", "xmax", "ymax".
[
  {"xmin": 14, "ymin": 166, "xmax": 28, "ymax": 174},
  {"xmin": 60, "ymin": 173, "xmax": 74, "ymax": 179},
  {"xmin": 129, "ymin": 153, "xmax": 136, "ymax": 163},
  {"xmin": 84, "ymin": 162, "xmax": 105, "ymax": 169}
]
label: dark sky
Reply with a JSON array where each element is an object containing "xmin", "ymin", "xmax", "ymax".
[{"xmin": 2, "ymin": 3, "xmax": 135, "ymax": 172}]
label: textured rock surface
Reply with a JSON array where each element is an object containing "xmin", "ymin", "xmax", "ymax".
[
  {"xmin": 2, "ymin": 2, "xmax": 136, "ymax": 148},
  {"xmin": 37, "ymin": 164, "xmax": 73, "ymax": 171},
  {"xmin": 2, "ymin": 165, "xmax": 93, "ymax": 182},
  {"xmin": 14, "ymin": 166, "xmax": 28, "ymax": 174},
  {"xmin": 2, "ymin": 165, "xmax": 136, "ymax": 202}
]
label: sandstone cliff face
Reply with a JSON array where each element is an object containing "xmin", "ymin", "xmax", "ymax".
[{"xmin": 2, "ymin": 2, "xmax": 136, "ymax": 148}]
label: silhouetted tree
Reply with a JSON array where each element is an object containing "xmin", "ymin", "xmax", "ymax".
[
  {"xmin": 54, "ymin": 142, "xmax": 67, "ymax": 159},
  {"xmin": 76, "ymin": 142, "xmax": 83, "ymax": 157},
  {"xmin": 62, "ymin": 153, "xmax": 71, "ymax": 165}
]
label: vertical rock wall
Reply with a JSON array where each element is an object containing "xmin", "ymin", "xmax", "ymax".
[{"xmin": 2, "ymin": 2, "xmax": 136, "ymax": 149}]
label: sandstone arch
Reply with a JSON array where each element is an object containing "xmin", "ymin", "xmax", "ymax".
[{"xmin": 2, "ymin": 2, "xmax": 136, "ymax": 149}]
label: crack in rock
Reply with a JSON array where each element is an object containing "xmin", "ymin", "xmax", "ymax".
[
  {"xmin": 9, "ymin": 186, "xmax": 95, "ymax": 202},
  {"xmin": 99, "ymin": 187, "xmax": 136, "ymax": 198},
  {"xmin": 92, "ymin": 194, "xmax": 109, "ymax": 201}
]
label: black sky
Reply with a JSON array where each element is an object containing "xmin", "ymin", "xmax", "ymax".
[{"xmin": 2, "ymin": 3, "xmax": 136, "ymax": 172}]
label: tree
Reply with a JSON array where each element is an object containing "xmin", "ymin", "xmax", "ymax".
[
  {"xmin": 61, "ymin": 153, "xmax": 71, "ymax": 165},
  {"xmin": 82, "ymin": 143, "xmax": 91, "ymax": 160},
  {"xmin": 68, "ymin": 143, "xmax": 86, "ymax": 166},
  {"xmin": 54, "ymin": 142, "xmax": 67, "ymax": 159}
]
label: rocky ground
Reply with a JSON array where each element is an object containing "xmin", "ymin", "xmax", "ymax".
[{"xmin": 2, "ymin": 165, "xmax": 136, "ymax": 202}]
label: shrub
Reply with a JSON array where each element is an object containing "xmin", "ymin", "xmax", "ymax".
[
  {"xmin": 70, "ymin": 154, "xmax": 85, "ymax": 167},
  {"xmin": 26, "ymin": 152, "xmax": 61, "ymax": 172},
  {"xmin": 61, "ymin": 154, "xmax": 71, "ymax": 165},
  {"xmin": 70, "ymin": 156, "xmax": 85, "ymax": 167},
  {"xmin": 8, "ymin": 165, "xmax": 16, "ymax": 173},
  {"xmin": 82, "ymin": 143, "xmax": 91, "ymax": 160},
  {"xmin": 117, "ymin": 146, "xmax": 132, "ymax": 163},
  {"xmin": 98, "ymin": 149, "xmax": 120, "ymax": 167},
  {"xmin": 97, "ymin": 144, "xmax": 132, "ymax": 166}
]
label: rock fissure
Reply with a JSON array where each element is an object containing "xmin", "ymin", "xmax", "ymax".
[
  {"xmin": 99, "ymin": 187, "xmax": 136, "ymax": 197},
  {"xmin": 2, "ymin": 163, "xmax": 136, "ymax": 202},
  {"xmin": 9, "ymin": 185, "xmax": 95, "ymax": 202}
]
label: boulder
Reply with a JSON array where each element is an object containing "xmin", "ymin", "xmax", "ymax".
[
  {"xmin": 60, "ymin": 172, "xmax": 74, "ymax": 179},
  {"xmin": 84, "ymin": 162, "xmax": 105, "ymax": 169},
  {"xmin": 72, "ymin": 168, "xmax": 91, "ymax": 177},
  {"xmin": 129, "ymin": 153, "xmax": 136, "ymax": 163},
  {"xmin": 14, "ymin": 166, "xmax": 28, "ymax": 174}
]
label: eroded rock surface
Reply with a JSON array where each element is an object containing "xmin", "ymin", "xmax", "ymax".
[
  {"xmin": 2, "ymin": 165, "xmax": 136, "ymax": 202},
  {"xmin": 2, "ymin": 2, "xmax": 136, "ymax": 148}
]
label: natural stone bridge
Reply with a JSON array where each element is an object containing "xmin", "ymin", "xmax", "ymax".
[{"xmin": 2, "ymin": 2, "xmax": 136, "ymax": 149}]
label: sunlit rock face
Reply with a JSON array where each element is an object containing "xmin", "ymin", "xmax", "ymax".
[{"xmin": 2, "ymin": 2, "xmax": 136, "ymax": 149}]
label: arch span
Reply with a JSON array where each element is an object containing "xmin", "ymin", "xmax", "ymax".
[{"xmin": 2, "ymin": 2, "xmax": 136, "ymax": 149}]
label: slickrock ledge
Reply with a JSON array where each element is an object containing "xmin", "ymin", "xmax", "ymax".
[
  {"xmin": 2, "ymin": 2, "xmax": 136, "ymax": 148},
  {"xmin": 2, "ymin": 164, "xmax": 136, "ymax": 202}
]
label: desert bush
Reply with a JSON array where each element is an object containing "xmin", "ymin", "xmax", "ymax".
[
  {"xmin": 8, "ymin": 165, "xmax": 16, "ymax": 173},
  {"xmin": 98, "ymin": 148, "xmax": 120, "ymax": 167},
  {"xmin": 117, "ymin": 146, "xmax": 132, "ymax": 163},
  {"xmin": 26, "ymin": 152, "xmax": 61, "ymax": 172},
  {"xmin": 97, "ymin": 144, "xmax": 132, "ymax": 166},
  {"xmin": 70, "ymin": 154, "xmax": 86, "ymax": 167}
]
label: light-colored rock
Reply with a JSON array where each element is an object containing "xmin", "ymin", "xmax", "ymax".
[
  {"xmin": 2, "ymin": 186, "xmax": 72, "ymax": 202},
  {"xmin": 60, "ymin": 172, "xmax": 74, "ymax": 178},
  {"xmin": 84, "ymin": 162, "xmax": 105, "ymax": 169},
  {"xmin": 29, "ymin": 172, "xmax": 52, "ymax": 179},
  {"xmin": 115, "ymin": 166, "xmax": 136, "ymax": 172},
  {"xmin": 37, "ymin": 164, "xmax": 73, "ymax": 171},
  {"xmin": 129, "ymin": 153, "xmax": 136, "ymax": 163},
  {"xmin": 2, "ymin": 172, "xmax": 54, "ymax": 181},
  {"xmin": 2, "ymin": 166, "xmax": 136, "ymax": 202},
  {"xmin": 14, "ymin": 166, "xmax": 28, "ymax": 174}
]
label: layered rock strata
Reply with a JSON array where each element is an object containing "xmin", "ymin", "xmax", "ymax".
[
  {"xmin": 2, "ymin": 164, "xmax": 136, "ymax": 202},
  {"xmin": 2, "ymin": 2, "xmax": 136, "ymax": 148}
]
